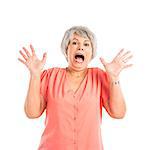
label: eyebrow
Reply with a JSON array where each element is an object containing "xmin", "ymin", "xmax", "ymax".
[
  {"xmin": 72, "ymin": 38, "xmax": 90, "ymax": 42},
  {"xmin": 84, "ymin": 40, "xmax": 90, "ymax": 42}
]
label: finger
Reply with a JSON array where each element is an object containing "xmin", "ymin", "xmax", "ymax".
[
  {"xmin": 41, "ymin": 52, "xmax": 47, "ymax": 64},
  {"xmin": 100, "ymin": 57, "xmax": 107, "ymax": 67},
  {"xmin": 122, "ymin": 55, "xmax": 133, "ymax": 63},
  {"xmin": 19, "ymin": 50, "xmax": 28, "ymax": 61},
  {"xmin": 123, "ymin": 64, "xmax": 133, "ymax": 69},
  {"xmin": 120, "ymin": 51, "xmax": 131, "ymax": 60},
  {"xmin": 113, "ymin": 48, "xmax": 124, "ymax": 60},
  {"xmin": 30, "ymin": 44, "xmax": 36, "ymax": 56},
  {"xmin": 18, "ymin": 58, "xmax": 27, "ymax": 66},
  {"xmin": 22, "ymin": 47, "xmax": 31, "ymax": 57}
]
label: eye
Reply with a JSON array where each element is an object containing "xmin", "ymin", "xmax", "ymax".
[
  {"xmin": 84, "ymin": 43, "xmax": 90, "ymax": 46},
  {"xmin": 72, "ymin": 41, "xmax": 77, "ymax": 45}
]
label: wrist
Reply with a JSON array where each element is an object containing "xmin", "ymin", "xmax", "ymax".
[
  {"xmin": 30, "ymin": 73, "xmax": 41, "ymax": 79},
  {"xmin": 109, "ymin": 77, "xmax": 120, "ymax": 85},
  {"xmin": 106, "ymin": 74, "xmax": 119, "ymax": 81},
  {"xmin": 111, "ymin": 80, "xmax": 120, "ymax": 85},
  {"xmin": 106, "ymin": 74, "xmax": 120, "ymax": 85}
]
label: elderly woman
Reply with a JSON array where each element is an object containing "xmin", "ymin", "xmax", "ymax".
[{"xmin": 18, "ymin": 26, "xmax": 133, "ymax": 150}]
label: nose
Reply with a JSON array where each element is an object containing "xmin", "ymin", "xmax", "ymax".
[
  {"xmin": 78, "ymin": 43, "xmax": 84, "ymax": 50},
  {"xmin": 78, "ymin": 48, "xmax": 83, "ymax": 50}
]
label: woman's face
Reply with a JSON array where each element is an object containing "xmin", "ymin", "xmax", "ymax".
[{"xmin": 66, "ymin": 33, "xmax": 92, "ymax": 71}]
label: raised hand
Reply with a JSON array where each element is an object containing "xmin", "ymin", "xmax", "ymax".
[
  {"xmin": 100, "ymin": 49, "xmax": 133, "ymax": 79},
  {"xmin": 18, "ymin": 44, "xmax": 47, "ymax": 76}
]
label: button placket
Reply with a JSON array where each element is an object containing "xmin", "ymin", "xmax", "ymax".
[{"xmin": 73, "ymin": 94, "xmax": 78, "ymax": 150}]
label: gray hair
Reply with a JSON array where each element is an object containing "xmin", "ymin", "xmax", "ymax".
[{"xmin": 61, "ymin": 26, "xmax": 97, "ymax": 60}]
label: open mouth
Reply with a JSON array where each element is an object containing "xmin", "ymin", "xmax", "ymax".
[{"xmin": 74, "ymin": 53, "xmax": 85, "ymax": 63}]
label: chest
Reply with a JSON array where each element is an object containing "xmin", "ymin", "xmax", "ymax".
[
  {"xmin": 47, "ymin": 69, "xmax": 101, "ymax": 103},
  {"xmin": 66, "ymin": 77, "xmax": 85, "ymax": 93}
]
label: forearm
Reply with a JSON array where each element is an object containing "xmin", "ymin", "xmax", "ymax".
[
  {"xmin": 108, "ymin": 76, "xmax": 126, "ymax": 118},
  {"xmin": 24, "ymin": 74, "xmax": 42, "ymax": 118}
]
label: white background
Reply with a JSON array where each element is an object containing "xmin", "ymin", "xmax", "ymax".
[{"xmin": 0, "ymin": 0, "xmax": 150, "ymax": 149}]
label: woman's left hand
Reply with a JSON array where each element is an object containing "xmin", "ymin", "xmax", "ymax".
[{"xmin": 100, "ymin": 49, "xmax": 133, "ymax": 79}]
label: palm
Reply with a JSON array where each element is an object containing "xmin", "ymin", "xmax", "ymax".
[
  {"xmin": 18, "ymin": 44, "xmax": 47, "ymax": 75},
  {"xmin": 27, "ymin": 55, "xmax": 44, "ymax": 73},
  {"xmin": 100, "ymin": 49, "xmax": 133, "ymax": 78},
  {"xmin": 104, "ymin": 61, "xmax": 122, "ymax": 77}
]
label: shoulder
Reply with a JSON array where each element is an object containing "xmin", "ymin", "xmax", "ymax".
[
  {"xmin": 89, "ymin": 67, "xmax": 108, "ymax": 81},
  {"xmin": 41, "ymin": 67, "xmax": 66, "ymax": 77},
  {"xmin": 89, "ymin": 67, "xmax": 106, "ymax": 74},
  {"xmin": 42, "ymin": 67, "xmax": 65, "ymax": 73}
]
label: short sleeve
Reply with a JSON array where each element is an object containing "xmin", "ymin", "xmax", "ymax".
[
  {"xmin": 40, "ymin": 69, "xmax": 50, "ymax": 103},
  {"xmin": 99, "ymin": 69, "xmax": 110, "ymax": 106}
]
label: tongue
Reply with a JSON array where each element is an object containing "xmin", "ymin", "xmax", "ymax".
[{"xmin": 75, "ymin": 57, "xmax": 83, "ymax": 63}]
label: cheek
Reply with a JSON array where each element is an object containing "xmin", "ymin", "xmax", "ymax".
[
  {"xmin": 67, "ymin": 45, "xmax": 77, "ymax": 55},
  {"xmin": 87, "ymin": 50, "xmax": 92, "ymax": 60},
  {"xmin": 67, "ymin": 49, "xmax": 74, "ymax": 61},
  {"xmin": 87, "ymin": 55, "xmax": 92, "ymax": 62}
]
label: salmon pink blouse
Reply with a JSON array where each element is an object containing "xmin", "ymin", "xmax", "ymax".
[{"xmin": 38, "ymin": 67, "xmax": 110, "ymax": 150}]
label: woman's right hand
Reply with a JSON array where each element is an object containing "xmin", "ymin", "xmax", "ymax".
[{"xmin": 18, "ymin": 44, "xmax": 47, "ymax": 76}]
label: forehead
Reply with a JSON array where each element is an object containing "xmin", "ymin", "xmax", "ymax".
[{"xmin": 70, "ymin": 33, "xmax": 90, "ymax": 42}]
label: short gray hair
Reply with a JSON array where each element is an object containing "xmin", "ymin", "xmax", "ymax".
[{"xmin": 61, "ymin": 26, "xmax": 97, "ymax": 59}]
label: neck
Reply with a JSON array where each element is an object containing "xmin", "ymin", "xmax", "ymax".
[{"xmin": 66, "ymin": 67, "xmax": 88, "ymax": 78}]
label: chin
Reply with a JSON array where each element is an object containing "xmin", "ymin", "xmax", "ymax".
[{"xmin": 70, "ymin": 64, "xmax": 88, "ymax": 71}]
